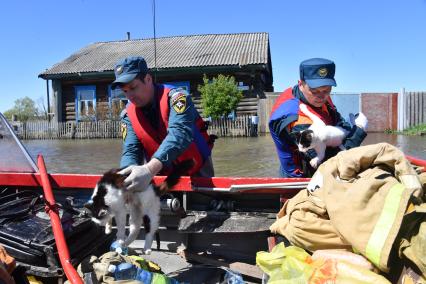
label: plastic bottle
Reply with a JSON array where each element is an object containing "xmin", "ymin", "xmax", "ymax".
[
  {"xmin": 223, "ymin": 269, "xmax": 244, "ymax": 284},
  {"xmin": 111, "ymin": 262, "xmax": 138, "ymax": 280},
  {"xmin": 109, "ymin": 262, "xmax": 180, "ymax": 284},
  {"xmin": 110, "ymin": 240, "xmax": 128, "ymax": 255},
  {"xmin": 135, "ymin": 268, "xmax": 152, "ymax": 284},
  {"xmin": 107, "ymin": 264, "xmax": 117, "ymax": 274}
]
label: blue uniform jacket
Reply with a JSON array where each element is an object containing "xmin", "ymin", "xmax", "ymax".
[
  {"xmin": 269, "ymin": 85, "xmax": 367, "ymax": 177},
  {"xmin": 120, "ymin": 85, "xmax": 197, "ymax": 168}
]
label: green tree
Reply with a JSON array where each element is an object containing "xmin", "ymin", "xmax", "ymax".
[
  {"xmin": 3, "ymin": 97, "xmax": 40, "ymax": 122},
  {"xmin": 198, "ymin": 74, "xmax": 243, "ymax": 119}
]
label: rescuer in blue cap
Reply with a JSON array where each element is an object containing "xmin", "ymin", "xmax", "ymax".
[
  {"xmin": 269, "ymin": 58, "xmax": 368, "ymax": 178},
  {"xmin": 112, "ymin": 56, "xmax": 215, "ymax": 191}
]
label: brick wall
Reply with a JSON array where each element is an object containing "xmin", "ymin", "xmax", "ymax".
[
  {"xmin": 261, "ymin": 92, "xmax": 399, "ymax": 133},
  {"xmin": 361, "ymin": 93, "xmax": 398, "ymax": 132}
]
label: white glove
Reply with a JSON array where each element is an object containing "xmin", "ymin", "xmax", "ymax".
[
  {"xmin": 310, "ymin": 157, "xmax": 320, "ymax": 169},
  {"xmin": 349, "ymin": 112, "xmax": 368, "ymax": 131},
  {"xmin": 118, "ymin": 165, "xmax": 154, "ymax": 191}
]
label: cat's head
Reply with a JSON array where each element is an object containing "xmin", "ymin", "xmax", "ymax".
[
  {"xmin": 294, "ymin": 129, "xmax": 314, "ymax": 152},
  {"xmin": 84, "ymin": 169, "xmax": 125, "ymax": 225}
]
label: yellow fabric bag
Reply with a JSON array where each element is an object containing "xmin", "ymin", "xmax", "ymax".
[{"xmin": 256, "ymin": 243, "xmax": 391, "ymax": 284}]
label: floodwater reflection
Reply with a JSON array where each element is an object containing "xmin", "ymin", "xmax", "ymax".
[{"xmin": 23, "ymin": 133, "xmax": 426, "ymax": 177}]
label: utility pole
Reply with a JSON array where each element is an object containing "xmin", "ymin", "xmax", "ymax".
[
  {"xmin": 152, "ymin": 0, "xmax": 157, "ymax": 83},
  {"xmin": 46, "ymin": 79, "xmax": 51, "ymax": 122}
]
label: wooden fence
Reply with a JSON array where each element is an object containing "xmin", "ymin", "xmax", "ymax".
[
  {"xmin": 15, "ymin": 120, "xmax": 122, "ymax": 139},
  {"xmin": 399, "ymin": 91, "xmax": 426, "ymax": 130},
  {"xmin": 208, "ymin": 115, "xmax": 257, "ymax": 137},
  {"xmin": 14, "ymin": 115, "xmax": 258, "ymax": 139}
]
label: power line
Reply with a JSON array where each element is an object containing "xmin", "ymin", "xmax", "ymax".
[{"xmin": 152, "ymin": 0, "xmax": 157, "ymax": 83}]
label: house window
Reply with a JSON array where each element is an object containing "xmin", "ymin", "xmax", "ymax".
[
  {"xmin": 237, "ymin": 81, "xmax": 250, "ymax": 91},
  {"xmin": 109, "ymin": 86, "xmax": 128, "ymax": 120},
  {"xmin": 163, "ymin": 81, "xmax": 190, "ymax": 92},
  {"xmin": 75, "ymin": 86, "xmax": 96, "ymax": 121}
]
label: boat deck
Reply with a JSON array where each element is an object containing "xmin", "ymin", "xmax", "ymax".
[{"xmin": 128, "ymin": 238, "xmax": 264, "ymax": 283}]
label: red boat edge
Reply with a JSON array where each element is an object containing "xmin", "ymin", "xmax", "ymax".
[
  {"xmin": 0, "ymin": 155, "xmax": 424, "ymax": 192},
  {"xmin": 0, "ymin": 172, "xmax": 310, "ymax": 193}
]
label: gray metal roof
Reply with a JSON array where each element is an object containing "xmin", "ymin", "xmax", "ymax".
[{"xmin": 40, "ymin": 32, "xmax": 270, "ymax": 78}]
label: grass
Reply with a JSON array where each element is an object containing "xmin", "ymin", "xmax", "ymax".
[{"xmin": 386, "ymin": 124, "xmax": 426, "ymax": 135}]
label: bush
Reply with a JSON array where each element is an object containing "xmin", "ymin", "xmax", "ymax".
[
  {"xmin": 3, "ymin": 97, "xmax": 41, "ymax": 122},
  {"xmin": 198, "ymin": 74, "xmax": 243, "ymax": 119}
]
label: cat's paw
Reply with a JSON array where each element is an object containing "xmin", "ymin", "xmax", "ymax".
[
  {"xmin": 141, "ymin": 248, "xmax": 152, "ymax": 255},
  {"xmin": 105, "ymin": 226, "xmax": 112, "ymax": 234},
  {"xmin": 299, "ymin": 103, "xmax": 308, "ymax": 113},
  {"xmin": 310, "ymin": 157, "xmax": 320, "ymax": 168},
  {"xmin": 298, "ymin": 146, "xmax": 308, "ymax": 153},
  {"xmin": 350, "ymin": 113, "xmax": 368, "ymax": 131},
  {"xmin": 354, "ymin": 113, "xmax": 368, "ymax": 131}
]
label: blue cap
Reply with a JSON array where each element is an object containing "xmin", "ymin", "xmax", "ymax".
[
  {"xmin": 299, "ymin": 58, "xmax": 337, "ymax": 88},
  {"xmin": 112, "ymin": 56, "xmax": 148, "ymax": 89}
]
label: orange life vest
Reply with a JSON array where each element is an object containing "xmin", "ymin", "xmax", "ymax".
[
  {"xmin": 269, "ymin": 87, "xmax": 338, "ymax": 177},
  {"xmin": 127, "ymin": 85, "xmax": 212, "ymax": 175}
]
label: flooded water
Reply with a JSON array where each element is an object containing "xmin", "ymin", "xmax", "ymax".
[{"xmin": 22, "ymin": 133, "xmax": 426, "ymax": 177}]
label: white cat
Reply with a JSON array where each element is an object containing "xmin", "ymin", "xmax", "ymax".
[
  {"xmin": 84, "ymin": 169, "xmax": 160, "ymax": 254},
  {"xmin": 295, "ymin": 103, "xmax": 349, "ymax": 168},
  {"xmin": 84, "ymin": 161, "xmax": 191, "ymax": 254}
]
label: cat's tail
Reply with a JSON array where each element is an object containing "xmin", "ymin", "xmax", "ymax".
[{"xmin": 154, "ymin": 159, "xmax": 194, "ymax": 196}]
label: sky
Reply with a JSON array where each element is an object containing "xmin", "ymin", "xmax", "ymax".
[{"xmin": 0, "ymin": 0, "xmax": 425, "ymax": 112}]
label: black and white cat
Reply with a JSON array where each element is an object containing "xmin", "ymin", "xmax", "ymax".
[
  {"xmin": 84, "ymin": 161, "xmax": 192, "ymax": 254},
  {"xmin": 294, "ymin": 103, "xmax": 348, "ymax": 168}
]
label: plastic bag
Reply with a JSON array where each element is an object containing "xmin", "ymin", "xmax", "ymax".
[
  {"xmin": 256, "ymin": 243, "xmax": 390, "ymax": 284},
  {"xmin": 311, "ymin": 250, "xmax": 374, "ymax": 271}
]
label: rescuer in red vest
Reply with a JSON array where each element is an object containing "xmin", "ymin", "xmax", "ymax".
[
  {"xmin": 269, "ymin": 58, "xmax": 368, "ymax": 178},
  {"xmin": 112, "ymin": 56, "xmax": 215, "ymax": 191}
]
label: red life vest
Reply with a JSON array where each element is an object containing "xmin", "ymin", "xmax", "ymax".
[
  {"xmin": 127, "ymin": 85, "xmax": 212, "ymax": 175},
  {"xmin": 269, "ymin": 87, "xmax": 338, "ymax": 177},
  {"xmin": 271, "ymin": 88, "xmax": 337, "ymax": 131}
]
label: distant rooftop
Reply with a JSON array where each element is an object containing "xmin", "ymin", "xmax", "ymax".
[{"xmin": 39, "ymin": 32, "xmax": 270, "ymax": 78}]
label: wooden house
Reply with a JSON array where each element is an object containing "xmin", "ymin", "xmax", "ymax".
[{"xmin": 39, "ymin": 32, "xmax": 273, "ymax": 122}]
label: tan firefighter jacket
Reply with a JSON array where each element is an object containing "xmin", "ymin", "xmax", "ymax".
[{"xmin": 270, "ymin": 143, "xmax": 423, "ymax": 272}]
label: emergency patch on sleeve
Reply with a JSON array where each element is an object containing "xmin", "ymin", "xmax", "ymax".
[
  {"xmin": 171, "ymin": 92, "xmax": 187, "ymax": 114},
  {"xmin": 121, "ymin": 123, "xmax": 127, "ymax": 141}
]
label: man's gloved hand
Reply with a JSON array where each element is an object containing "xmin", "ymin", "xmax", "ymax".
[
  {"xmin": 118, "ymin": 165, "xmax": 154, "ymax": 191},
  {"xmin": 350, "ymin": 112, "xmax": 368, "ymax": 131},
  {"xmin": 118, "ymin": 158, "xmax": 163, "ymax": 192}
]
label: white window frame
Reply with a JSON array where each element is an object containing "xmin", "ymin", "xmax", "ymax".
[
  {"xmin": 75, "ymin": 85, "xmax": 96, "ymax": 121},
  {"xmin": 108, "ymin": 85, "xmax": 128, "ymax": 119}
]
